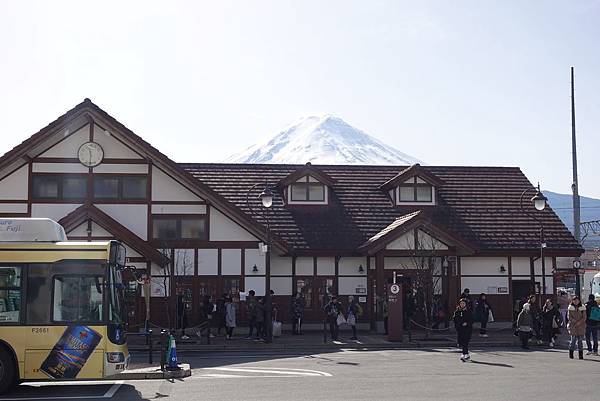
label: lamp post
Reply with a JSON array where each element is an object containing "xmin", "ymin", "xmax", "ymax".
[
  {"xmin": 520, "ymin": 183, "xmax": 548, "ymax": 296},
  {"xmin": 246, "ymin": 182, "xmax": 274, "ymax": 293}
]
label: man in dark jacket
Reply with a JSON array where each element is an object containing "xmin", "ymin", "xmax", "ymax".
[
  {"xmin": 585, "ymin": 294, "xmax": 599, "ymax": 355},
  {"xmin": 453, "ymin": 298, "xmax": 473, "ymax": 361},
  {"xmin": 263, "ymin": 290, "xmax": 274, "ymax": 343}
]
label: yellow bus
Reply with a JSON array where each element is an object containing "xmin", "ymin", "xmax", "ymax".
[{"xmin": 0, "ymin": 218, "xmax": 129, "ymax": 393}]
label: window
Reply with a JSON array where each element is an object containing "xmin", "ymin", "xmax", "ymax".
[
  {"xmin": 152, "ymin": 216, "xmax": 207, "ymax": 240},
  {"xmin": 32, "ymin": 175, "xmax": 86, "ymax": 200},
  {"xmin": 296, "ymin": 277, "xmax": 313, "ymax": 308},
  {"xmin": 223, "ymin": 278, "xmax": 240, "ymax": 302},
  {"xmin": 93, "ymin": 175, "xmax": 147, "ymax": 200},
  {"xmin": 0, "ymin": 266, "xmax": 22, "ymax": 323},
  {"xmin": 53, "ymin": 276, "xmax": 104, "ymax": 322},
  {"xmin": 398, "ymin": 177, "xmax": 434, "ymax": 203},
  {"xmin": 289, "ymin": 176, "xmax": 326, "ymax": 203}
]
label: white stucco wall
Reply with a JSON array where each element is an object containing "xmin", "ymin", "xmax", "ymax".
[
  {"xmin": 270, "ymin": 255, "xmax": 292, "ymax": 276},
  {"xmin": 32, "ymin": 163, "xmax": 88, "ymax": 173},
  {"xmin": 97, "ymin": 204, "xmax": 148, "ymax": 240},
  {"xmin": 338, "ymin": 257, "xmax": 366, "ymax": 276},
  {"xmin": 460, "ymin": 257, "xmax": 508, "ymax": 275},
  {"xmin": 151, "ymin": 204, "xmax": 206, "ymax": 214},
  {"xmin": 316, "ymin": 257, "xmax": 335, "ymax": 275},
  {"xmin": 67, "ymin": 222, "xmax": 89, "ymax": 236},
  {"xmin": 93, "ymin": 125, "xmax": 143, "ymax": 159},
  {"xmin": 338, "ymin": 277, "xmax": 368, "ymax": 295},
  {"xmin": 92, "ymin": 164, "xmax": 148, "ymax": 174},
  {"xmin": 245, "ymin": 249, "xmax": 265, "ymax": 275},
  {"xmin": 221, "ymin": 249, "xmax": 241, "ymax": 275},
  {"xmin": 31, "ymin": 203, "xmax": 82, "ymax": 222},
  {"xmin": 512, "ymin": 257, "xmax": 552, "ymax": 276},
  {"xmin": 198, "ymin": 249, "xmax": 218, "ymax": 275},
  {"xmin": 386, "ymin": 232, "xmax": 414, "ymax": 250},
  {"xmin": 39, "ymin": 124, "xmax": 90, "ymax": 158},
  {"xmin": 461, "ymin": 276, "xmax": 510, "ymax": 295},
  {"xmin": 209, "ymin": 208, "xmax": 257, "ymax": 241},
  {"xmin": 0, "ymin": 165, "xmax": 29, "ymax": 200},
  {"xmin": 151, "ymin": 166, "xmax": 202, "ymax": 202},
  {"xmin": 0, "ymin": 203, "xmax": 27, "ymax": 214},
  {"xmin": 245, "ymin": 276, "xmax": 266, "ymax": 296},
  {"xmin": 295, "ymin": 257, "xmax": 314, "ymax": 276},
  {"xmin": 270, "ymin": 277, "xmax": 292, "ymax": 296}
]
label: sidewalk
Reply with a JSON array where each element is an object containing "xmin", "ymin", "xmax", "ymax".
[{"xmin": 127, "ymin": 326, "xmax": 548, "ymax": 354}]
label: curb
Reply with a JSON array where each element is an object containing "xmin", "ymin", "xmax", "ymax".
[{"xmin": 114, "ymin": 363, "xmax": 192, "ymax": 380}]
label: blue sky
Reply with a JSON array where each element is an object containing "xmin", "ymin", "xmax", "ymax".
[{"xmin": 1, "ymin": 0, "xmax": 599, "ymax": 197}]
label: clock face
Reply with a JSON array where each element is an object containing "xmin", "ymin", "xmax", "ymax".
[{"xmin": 78, "ymin": 142, "xmax": 104, "ymax": 167}]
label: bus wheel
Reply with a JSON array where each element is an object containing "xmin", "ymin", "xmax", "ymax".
[{"xmin": 0, "ymin": 347, "xmax": 17, "ymax": 394}]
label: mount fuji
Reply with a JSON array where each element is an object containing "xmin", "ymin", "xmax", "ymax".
[{"xmin": 224, "ymin": 114, "xmax": 423, "ymax": 165}]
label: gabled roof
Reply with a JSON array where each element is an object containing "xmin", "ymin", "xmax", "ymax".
[
  {"xmin": 181, "ymin": 163, "xmax": 583, "ymax": 256},
  {"xmin": 357, "ymin": 210, "xmax": 477, "ymax": 255},
  {"xmin": 59, "ymin": 204, "xmax": 169, "ymax": 266},
  {"xmin": 0, "ymin": 99, "xmax": 288, "ymax": 254},
  {"xmin": 276, "ymin": 162, "xmax": 336, "ymax": 189},
  {"xmin": 379, "ymin": 163, "xmax": 445, "ymax": 190}
]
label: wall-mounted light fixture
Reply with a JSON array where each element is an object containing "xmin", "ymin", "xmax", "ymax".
[
  {"xmin": 499, "ymin": 264, "xmax": 506, "ymax": 273},
  {"xmin": 252, "ymin": 264, "xmax": 259, "ymax": 273},
  {"xmin": 358, "ymin": 264, "xmax": 365, "ymax": 274}
]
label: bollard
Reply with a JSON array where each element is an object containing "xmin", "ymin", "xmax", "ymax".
[
  {"xmin": 160, "ymin": 329, "xmax": 167, "ymax": 371},
  {"xmin": 148, "ymin": 329, "xmax": 153, "ymax": 365}
]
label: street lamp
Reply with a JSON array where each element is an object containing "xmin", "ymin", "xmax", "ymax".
[
  {"xmin": 520, "ymin": 183, "xmax": 548, "ymax": 296},
  {"xmin": 246, "ymin": 182, "xmax": 274, "ymax": 291}
]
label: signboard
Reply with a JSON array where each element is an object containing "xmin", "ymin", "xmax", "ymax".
[{"xmin": 387, "ymin": 284, "xmax": 403, "ymax": 342}]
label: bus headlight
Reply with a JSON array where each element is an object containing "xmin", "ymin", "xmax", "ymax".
[{"xmin": 107, "ymin": 352, "xmax": 125, "ymax": 363}]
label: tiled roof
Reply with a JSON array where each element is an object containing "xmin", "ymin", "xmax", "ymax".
[{"xmin": 181, "ymin": 163, "xmax": 582, "ymax": 255}]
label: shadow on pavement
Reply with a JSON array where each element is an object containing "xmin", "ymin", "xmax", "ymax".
[{"xmin": 470, "ymin": 360, "xmax": 513, "ymax": 368}]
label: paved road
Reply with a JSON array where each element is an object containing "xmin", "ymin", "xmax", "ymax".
[{"xmin": 3, "ymin": 348, "xmax": 600, "ymax": 401}]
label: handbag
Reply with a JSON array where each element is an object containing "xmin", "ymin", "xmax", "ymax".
[
  {"xmin": 336, "ymin": 313, "xmax": 347, "ymax": 326},
  {"xmin": 488, "ymin": 309, "xmax": 494, "ymax": 323},
  {"xmin": 347, "ymin": 314, "xmax": 356, "ymax": 326},
  {"xmin": 590, "ymin": 306, "xmax": 600, "ymax": 322}
]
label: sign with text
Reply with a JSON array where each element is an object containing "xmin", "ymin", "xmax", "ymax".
[{"xmin": 387, "ymin": 284, "xmax": 403, "ymax": 342}]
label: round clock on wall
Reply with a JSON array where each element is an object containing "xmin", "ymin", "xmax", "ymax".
[{"xmin": 78, "ymin": 141, "xmax": 104, "ymax": 167}]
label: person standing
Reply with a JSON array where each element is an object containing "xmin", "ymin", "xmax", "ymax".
[
  {"xmin": 255, "ymin": 297, "xmax": 265, "ymax": 340},
  {"xmin": 347, "ymin": 296, "xmax": 359, "ymax": 340},
  {"xmin": 263, "ymin": 290, "xmax": 274, "ymax": 343},
  {"xmin": 225, "ymin": 295, "xmax": 236, "ymax": 340},
  {"xmin": 324, "ymin": 296, "xmax": 343, "ymax": 341},
  {"xmin": 382, "ymin": 296, "xmax": 389, "ymax": 335},
  {"xmin": 291, "ymin": 292, "xmax": 305, "ymax": 335},
  {"xmin": 557, "ymin": 290, "xmax": 571, "ymax": 326},
  {"xmin": 585, "ymin": 294, "xmax": 599, "ymax": 356},
  {"xmin": 567, "ymin": 296, "xmax": 587, "ymax": 359},
  {"xmin": 528, "ymin": 294, "xmax": 543, "ymax": 345},
  {"xmin": 516, "ymin": 302, "xmax": 534, "ymax": 349},
  {"xmin": 475, "ymin": 293, "xmax": 492, "ymax": 337},
  {"xmin": 216, "ymin": 293, "xmax": 227, "ymax": 336},
  {"xmin": 201, "ymin": 295, "xmax": 215, "ymax": 339},
  {"xmin": 176, "ymin": 289, "xmax": 190, "ymax": 340},
  {"xmin": 541, "ymin": 299, "xmax": 562, "ymax": 347},
  {"xmin": 431, "ymin": 295, "xmax": 444, "ymax": 330},
  {"xmin": 453, "ymin": 298, "xmax": 473, "ymax": 361},
  {"xmin": 245, "ymin": 290, "xmax": 257, "ymax": 339}
]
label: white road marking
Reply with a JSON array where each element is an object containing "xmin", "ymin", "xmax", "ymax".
[
  {"xmin": 188, "ymin": 366, "xmax": 332, "ymax": 379},
  {"xmin": 1, "ymin": 381, "xmax": 123, "ymax": 401}
]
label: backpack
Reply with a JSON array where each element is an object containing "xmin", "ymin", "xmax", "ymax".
[{"xmin": 590, "ymin": 306, "xmax": 600, "ymax": 322}]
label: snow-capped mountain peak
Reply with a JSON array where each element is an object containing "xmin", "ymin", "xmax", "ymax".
[{"xmin": 224, "ymin": 114, "xmax": 422, "ymax": 165}]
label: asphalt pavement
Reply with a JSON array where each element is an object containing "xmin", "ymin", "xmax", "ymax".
[{"xmin": 3, "ymin": 347, "xmax": 600, "ymax": 401}]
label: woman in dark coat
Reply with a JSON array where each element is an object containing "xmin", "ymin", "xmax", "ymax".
[
  {"xmin": 475, "ymin": 293, "xmax": 492, "ymax": 337},
  {"xmin": 541, "ymin": 299, "xmax": 562, "ymax": 347},
  {"xmin": 453, "ymin": 298, "xmax": 473, "ymax": 362}
]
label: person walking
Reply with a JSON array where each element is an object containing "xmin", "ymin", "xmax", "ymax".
[
  {"xmin": 567, "ymin": 296, "xmax": 587, "ymax": 359},
  {"xmin": 347, "ymin": 296, "xmax": 360, "ymax": 340},
  {"xmin": 475, "ymin": 293, "xmax": 492, "ymax": 337},
  {"xmin": 245, "ymin": 290, "xmax": 257, "ymax": 339},
  {"xmin": 291, "ymin": 292, "xmax": 305, "ymax": 335},
  {"xmin": 324, "ymin": 295, "xmax": 343, "ymax": 341},
  {"xmin": 216, "ymin": 293, "xmax": 227, "ymax": 336},
  {"xmin": 224, "ymin": 295, "xmax": 236, "ymax": 340},
  {"xmin": 255, "ymin": 297, "xmax": 265, "ymax": 340},
  {"xmin": 528, "ymin": 294, "xmax": 543, "ymax": 345},
  {"xmin": 585, "ymin": 294, "xmax": 599, "ymax": 356},
  {"xmin": 541, "ymin": 299, "xmax": 562, "ymax": 347},
  {"xmin": 453, "ymin": 298, "xmax": 473, "ymax": 361},
  {"xmin": 200, "ymin": 294, "xmax": 215, "ymax": 339},
  {"xmin": 516, "ymin": 302, "xmax": 534, "ymax": 349}
]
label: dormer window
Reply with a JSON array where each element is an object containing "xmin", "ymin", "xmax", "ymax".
[
  {"xmin": 398, "ymin": 177, "xmax": 433, "ymax": 203},
  {"xmin": 289, "ymin": 176, "xmax": 327, "ymax": 204}
]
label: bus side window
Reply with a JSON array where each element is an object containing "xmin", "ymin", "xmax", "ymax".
[{"xmin": 0, "ymin": 266, "xmax": 22, "ymax": 323}]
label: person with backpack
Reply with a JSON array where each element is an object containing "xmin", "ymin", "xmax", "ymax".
[
  {"xmin": 475, "ymin": 293, "xmax": 492, "ymax": 337},
  {"xmin": 567, "ymin": 296, "xmax": 587, "ymax": 359},
  {"xmin": 324, "ymin": 295, "xmax": 343, "ymax": 341},
  {"xmin": 347, "ymin": 296, "xmax": 360, "ymax": 340},
  {"xmin": 453, "ymin": 298, "xmax": 473, "ymax": 361},
  {"xmin": 585, "ymin": 294, "xmax": 599, "ymax": 356}
]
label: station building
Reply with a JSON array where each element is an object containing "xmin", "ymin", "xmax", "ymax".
[{"xmin": 0, "ymin": 99, "xmax": 583, "ymax": 329}]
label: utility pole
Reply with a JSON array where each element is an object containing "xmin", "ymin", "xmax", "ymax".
[{"xmin": 571, "ymin": 66, "xmax": 582, "ymax": 297}]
